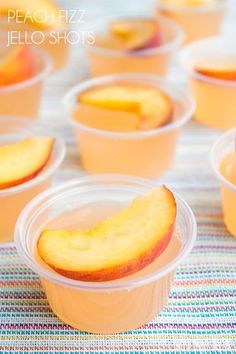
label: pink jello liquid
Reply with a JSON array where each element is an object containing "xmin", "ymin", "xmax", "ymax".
[{"xmin": 34, "ymin": 201, "xmax": 181, "ymax": 333}]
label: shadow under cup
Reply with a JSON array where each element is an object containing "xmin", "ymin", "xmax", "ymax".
[
  {"xmin": 64, "ymin": 74, "xmax": 195, "ymax": 178},
  {"xmin": 0, "ymin": 117, "xmax": 65, "ymax": 243},
  {"xmin": 15, "ymin": 175, "xmax": 197, "ymax": 334}
]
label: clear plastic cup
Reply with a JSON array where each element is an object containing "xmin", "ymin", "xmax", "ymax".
[
  {"xmin": 86, "ymin": 14, "xmax": 184, "ymax": 76},
  {"xmin": 63, "ymin": 73, "xmax": 195, "ymax": 178},
  {"xmin": 210, "ymin": 128, "xmax": 236, "ymax": 237},
  {"xmin": 0, "ymin": 16, "xmax": 69, "ymax": 70},
  {"xmin": 180, "ymin": 36, "xmax": 236, "ymax": 129},
  {"xmin": 0, "ymin": 116, "xmax": 65, "ymax": 243},
  {"xmin": 15, "ymin": 174, "xmax": 197, "ymax": 334},
  {"xmin": 156, "ymin": 0, "xmax": 226, "ymax": 43},
  {"xmin": 0, "ymin": 45, "xmax": 52, "ymax": 119}
]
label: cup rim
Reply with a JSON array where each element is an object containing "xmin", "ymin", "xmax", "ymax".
[
  {"xmin": 63, "ymin": 73, "xmax": 195, "ymax": 139},
  {"xmin": 15, "ymin": 174, "xmax": 197, "ymax": 292},
  {"xmin": 0, "ymin": 116, "xmax": 65, "ymax": 196},
  {"xmin": 210, "ymin": 127, "xmax": 236, "ymax": 192},
  {"xmin": 158, "ymin": 0, "xmax": 227, "ymax": 13},
  {"xmin": 0, "ymin": 46, "xmax": 53, "ymax": 93},
  {"xmin": 87, "ymin": 14, "xmax": 185, "ymax": 57},
  {"xmin": 179, "ymin": 36, "xmax": 236, "ymax": 88}
]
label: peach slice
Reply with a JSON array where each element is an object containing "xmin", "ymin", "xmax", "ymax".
[
  {"xmin": 38, "ymin": 186, "xmax": 176, "ymax": 282},
  {"xmin": 110, "ymin": 19, "xmax": 163, "ymax": 50},
  {"xmin": 0, "ymin": 45, "xmax": 35, "ymax": 86},
  {"xmin": 0, "ymin": 137, "xmax": 53, "ymax": 190},
  {"xmin": 0, "ymin": 0, "xmax": 63, "ymax": 30},
  {"xmin": 78, "ymin": 84, "xmax": 173, "ymax": 131},
  {"xmin": 195, "ymin": 64, "xmax": 236, "ymax": 81}
]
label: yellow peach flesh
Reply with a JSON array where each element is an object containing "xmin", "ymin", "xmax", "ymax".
[
  {"xmin": 0, "ymin": 45, "xmax": 35, "ymax": 86},
  {"xmin": 0, "ymin": 137, "xmax": 54, "ymax": 190},
  {"xmin": 78, "ymin": 84, "xmax": 173, "ymax": 131}
]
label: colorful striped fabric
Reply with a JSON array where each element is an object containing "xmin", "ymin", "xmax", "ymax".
[{"xmin": 0, "ymin": 121, "xmax": 236, "ymax": 353}]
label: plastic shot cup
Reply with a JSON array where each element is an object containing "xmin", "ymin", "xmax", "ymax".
[
  {"xmin": 63, "ymin": 73, "xmax": 195, "ymax": 178},
  {"xmin": 0, "ymin": 116, "xmax": 65, "ymax": 243},
  {"xmin": 86, "ymin": 14, "xmax": 184, "ymax": 76},
  {"xmin": 15, "ymin": 174, "xmax": 197, "ymax": 334},
  {"xmin": 156, "ymin": 0, "xmax": 227, "ymax": 43},
  {"xmin": 180, "ymin": 36, "xmax": 236, "ymax": 129},
  {"xmin": 211, "ymin": 128, "xmax": 236, "ymax": 237},
  {"xmin": 0, "ymin": 45, "xmax": 52, "ymax": 119}
]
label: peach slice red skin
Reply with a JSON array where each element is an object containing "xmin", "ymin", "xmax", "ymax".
[
  {"xmin": 111, "ymin": 19, "xmax": 164, "ymax": 52},
  {"xmin": 195, "ymin": 67, "xmax": 236, "ymax": 82},
  {"xmin": 0, "ymin": 137, "xmax": 54, "ymax": 190},
  {"xmin": 51, "ymin": 224, "xmax": 174, "ymax": 282},
  {"xmin": 129, "ymin": 28, "xmax": 164, "ymax": 52},
  {"xmin": 0, "ymin": 162, "xmax": 48, "ymax": 190}
]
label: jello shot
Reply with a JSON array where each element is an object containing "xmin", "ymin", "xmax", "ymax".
[
  {"xmin": 86, "ymin": 14, "xmax": 184, "ymax": 76},
  {"xmin": 0, "ymin": 44, "xmax": 52, "ymax": 118},
  {"xmin": 180, "ymin": 36, "xmax": 236, "ymax": 129},
  {"xmin": 64, "ymin": 74, "xmax": 195, "ymax": 178},
  {"xmin": 211, "ymin": 128, "xmax": 236, "ymax": 237},
  {"xmin": 0, "ymin": 0, "xmax": 69, "ymax": 70},
  {"xmin": 156, "ymin": 0, "xmax": 226, "ymax": 43},
  {"xmin": 0, "ymin": 116, "xmax": 65, "ymax": 243},
  {"xmin": 15, "ymin": 175, "xmax": 197, "ymax": 334}
]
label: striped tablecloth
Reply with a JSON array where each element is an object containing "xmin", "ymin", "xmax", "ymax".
[{"xmin": 1, "ymin": 1, "xmax": 236, "ymax": 352}]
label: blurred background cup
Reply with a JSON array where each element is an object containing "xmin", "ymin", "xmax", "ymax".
[
  {"xmin": 0, "ymin": 45, "xmax": 52, "ymax": 119},
  {"xmin": 155, "ymin": 0, "xmax": 227, "ymax": 44},
  {"xmin": 63, "ymin": 73, "xmax": 195, "ymax": 178},
  {"xmin": 86, "ymin": 14, "xmax": 184, "ymax": 77},
  {"xmin": 180, "ymin": 36, "xmax": 236, "ymax": 129},
  {"xmin": 211, "ymin": 128, "xmax": 236, "ymax": 238}
]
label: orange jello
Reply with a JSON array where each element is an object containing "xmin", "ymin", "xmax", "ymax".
[
  {"xmin": 211, "ymin": 128, "xmax": 236, "ymax": 237},
  {"xmin": 86, "ymin": 15, "xmax": 184, "ymax": 76},
  {"xmin": 0, "ymin": 116, "xmax": 65, "ymax": 243},
  {"xmin": 64, "ymin": 74, "xmax": 195, "ymax": 178},
  {"xmin": 0, "ymin": 44, "xmax": 52, "ymax": 118},
  {"xmin": 15, "ymin": 175, "xmax": 197, "ymax": 334},
  {"xmin": 0, "ymin": 0, "xmax": 69, "ymax": 70},
  {"xmin": 181, "ymin": 36, "xmax": 236, "ymax": 129},
  {"xmin": 157, "ymin": 0, "xmax": 226, "ymax": 43}
]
